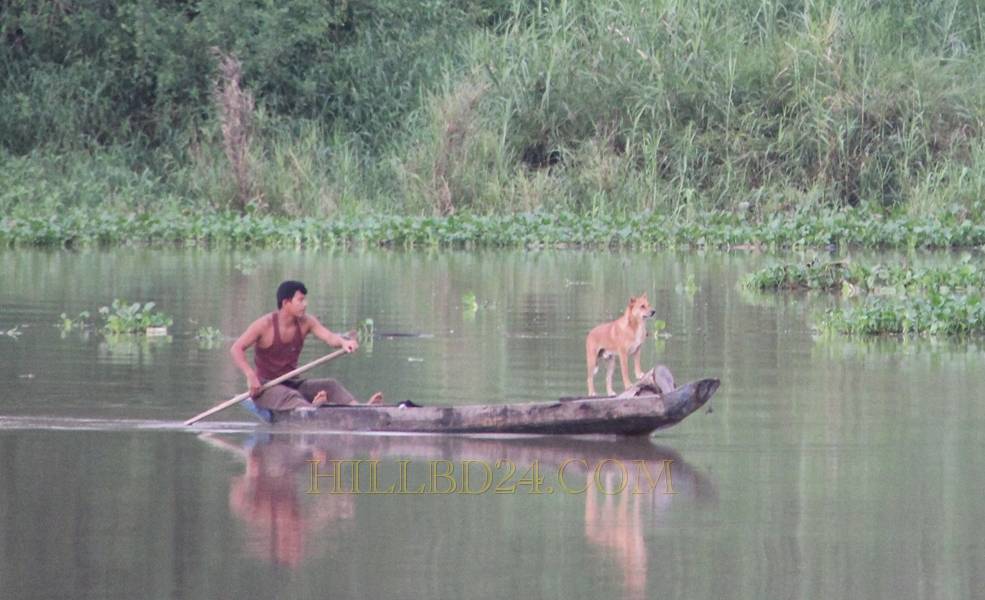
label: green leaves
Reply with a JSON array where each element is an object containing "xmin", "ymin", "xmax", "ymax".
[
  {"xmin": 98, "ymin": 299, "xmax": 173, "ymax": 335},
  {"xmin": 819, "ymin": 294, "xmax": 985, "ymax": 337},
  {"xmin": 6, "ymin": 204, "xmax": 985, "ymax": 250},
  {"xmin": 745, "ymin": 259, "xmax": 985, "ymax": 296},
  {"xmin": 59, "ymin": 310, "xmax": 91, "ymax": 333},
  {"xmin": 462, "ymin": 291, "xmax": 479, "ymax": 315},
  {"xmin": 749, "ymin": 258, "xmax": 985, "ymax": 337},
  {"xmin": 195, "ymin": 326, "xmax": 224, "ymax": 349}
]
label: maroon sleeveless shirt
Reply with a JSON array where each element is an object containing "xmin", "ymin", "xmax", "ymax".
[{"xmin": 254, "ymin": 312, "xmax": 305, "ymax": 381}]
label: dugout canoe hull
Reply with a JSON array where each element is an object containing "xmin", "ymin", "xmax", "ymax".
[{"xmin": 259, "ymin": 378, "xmax": 719, "ymax": 436}]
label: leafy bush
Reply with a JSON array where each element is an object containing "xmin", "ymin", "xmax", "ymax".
[{"xmin": 0, "ymin": 0, "xmax": 503, "ymax": 152}]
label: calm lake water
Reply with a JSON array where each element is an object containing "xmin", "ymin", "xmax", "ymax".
[{"xmin": 1, "ymin": 248, "xmax": 983, "ymax": 600}]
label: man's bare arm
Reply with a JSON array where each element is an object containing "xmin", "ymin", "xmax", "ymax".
[
  {"xmin": 306, "ymin": 315, "xmax": 358, "ymax": 353},
  {"xmin": 230, "ymin": 318, "xmax": 267, "ymax": 397}
]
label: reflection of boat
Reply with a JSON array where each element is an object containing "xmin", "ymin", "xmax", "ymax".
[
  {"xmin": 201, "ymin": 430, "xmax": 716, "ymax": 504},
  {"xmin": 200, "ymin": 431, "xmax": 715, "ymax": 582},
  {"xmin": 313, "ymin": 433, "xmax": 715, "ymax": 600},
  {"xmin": 248, "ymin": 377, "xmax": 720, "ymax": 436}
]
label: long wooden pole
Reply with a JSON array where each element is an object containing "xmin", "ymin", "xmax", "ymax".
[{"xmin": 183, "ymin": 348, "xmax": 349, "ymax": 426}]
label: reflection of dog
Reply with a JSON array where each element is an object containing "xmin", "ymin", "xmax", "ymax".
[
  {"xmin": 585, "ymin": 472, "xmax": 648, "ymax": 600},
  {"xmin": 586, "ymin": 294, "xmax": 657, "ymax": 396}
]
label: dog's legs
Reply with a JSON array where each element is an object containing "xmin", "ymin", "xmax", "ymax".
[
  {"xmin": 632, "ymin": 348, "xmax": 644, "ymax": 380},
  {"xmin": 604, "ymin": 354, "xmax": 617, "ymax": 396},
  {"xmin": 586, "ymin": 343, "xmax": 599, "ymax": 396},
  {"xmin": 618, "ymin": 349, "xmax": 633, "ymax": 391}
]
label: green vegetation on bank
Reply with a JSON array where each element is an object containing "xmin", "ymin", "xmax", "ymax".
[
  {"xmin": 745, "ymin": 258, "xmax": 985, "ymax": 336},
  {"xmin": 5, "ymin": 206, "xmax": 985, "ymax": 249},
  {"xmin": 3, "ymin": 0, "xmax": 984, "ymax": 231}
]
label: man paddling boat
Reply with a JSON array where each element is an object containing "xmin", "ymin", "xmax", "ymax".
[{"xmin": 231, "ymin": 280, "xmax": 383, "ymax": 412}]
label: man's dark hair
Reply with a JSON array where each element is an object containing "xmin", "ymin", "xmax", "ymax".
[{"xmin": 276, "ymin": 280, "xmax": 307, "ymax": 309}]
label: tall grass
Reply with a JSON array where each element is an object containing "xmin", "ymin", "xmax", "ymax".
[
  {"xmin": 391, "ymin": 0, "xmax": 984, "ymax": 214},
  {"xmin": 0, "ymin": 146, "xmax": 175, "ymax": 214},
  {"xmin": 2, "ymin": 0, "xmax": 984, "ymax": 218},
  {"xmin": 257, "ymin": 123, "xmax": 385, "ymax": 217},
  {"xmin": 163, "ymin": 119, "xmax": 381, "ymax": 217}
]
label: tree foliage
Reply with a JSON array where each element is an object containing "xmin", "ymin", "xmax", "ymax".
[{"xmin": 0, "ymin": 0, "xmax": 510, "ymax": 150}]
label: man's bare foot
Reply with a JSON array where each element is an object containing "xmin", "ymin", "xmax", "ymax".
[
  {"xmin": 312, "ymin": 390, "xmax": 329, "ymax": 407},
  {"xmin": 366, "ymin": 392, "xmax": 384, "ymax": 405}
]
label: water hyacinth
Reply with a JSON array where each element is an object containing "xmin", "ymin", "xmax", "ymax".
[
  {"xmin": 745, "ymin": 258, "xmax": 985, "ymax": 336},
  {"xmin": 743, "ymin": 259, "xmax": 985, "ymax": 295},
  {"xmin": 4, "ymin": 207, "xmax": 985, "ymax": 250},
  {"xmin": 195, "ymin": 326, "xmax": 225, "ymax": 349},
  {"xmin": 818, "ymin": 293, "xmax": 985, "ymax": 337},
  {"xmin": 99, "ymin": 300, "xmax": 174, "ymax": 335}
]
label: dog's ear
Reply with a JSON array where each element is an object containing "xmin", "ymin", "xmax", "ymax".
[{"xmin": 627, "ymin": 295, "xmax": 637, "ymax": 306}]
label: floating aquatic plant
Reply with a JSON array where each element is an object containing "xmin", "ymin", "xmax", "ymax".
[{"xmin": 99, "ymin": 300, "xmax": 174, "ymax": 335}]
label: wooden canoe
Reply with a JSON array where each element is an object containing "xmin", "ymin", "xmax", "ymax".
[{"xmin": 243, "ymin": 374, "xmax": 720, "ymax": 436}]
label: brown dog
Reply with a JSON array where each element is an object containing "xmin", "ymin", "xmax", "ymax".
[{"xmin": 586, "ymin": 294, "xmax": 657, "ymax": 396}]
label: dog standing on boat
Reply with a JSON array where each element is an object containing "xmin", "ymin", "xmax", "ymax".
[{"xmin": 586, "ymin": 294, "xmax": 657, "ymax": 396}]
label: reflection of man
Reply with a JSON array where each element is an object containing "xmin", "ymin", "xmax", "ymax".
[
  {"xmin": 230, "ymin": 280, "xmax": 382, "ymax": 412},
  {"xmin": 228, "ymin": 440, "xmax": 308, "ymax": 568},
  {"xmin": 204, "ymin": 434, "xmax": 355, "ymax": 569}
]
